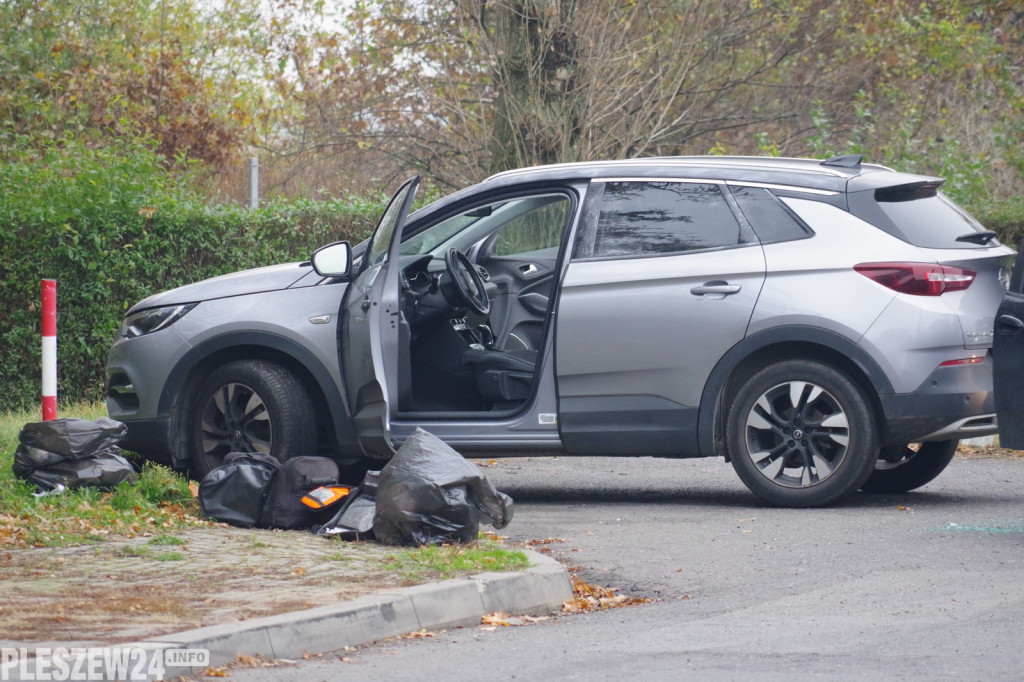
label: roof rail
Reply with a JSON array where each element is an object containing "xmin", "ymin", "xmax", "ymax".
[{"xmin": 821, "ymin": 154, "xmax": 863, "ymax": 169}]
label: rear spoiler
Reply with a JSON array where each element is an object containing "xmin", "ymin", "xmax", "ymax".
[{"xmin": 875, "ymin": 180, "xmax": 945, "ymax": 203}]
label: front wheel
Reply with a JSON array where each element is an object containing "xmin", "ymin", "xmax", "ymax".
[
  {"xmin": 726, "ymin": 360, "xmax": 880, "ymax": 507},
  {"xmin": 186, "ymin": 360, "xmax": 317, "ymax": 479},
  {"xmin": 859, "ymin": 440, "xmax": 959, "ymax": 494}
]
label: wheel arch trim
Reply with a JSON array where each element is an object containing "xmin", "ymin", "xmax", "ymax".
[
  {"xmin": 698, "ymin": 326, "xmax": 893, "ymax": 457},
  {"xmin": 160, "ymin": 330, "xmax": 357, "ymax": 457}
]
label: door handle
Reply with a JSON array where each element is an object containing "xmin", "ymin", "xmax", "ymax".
[
  {"xmin": 996, "ymin": 314, "xmax": 1024, "ymax": 335},
  {"xmin": 690, "ymin": 281, "xmax": 742, "ymax": 296},
  {"xmin": 519, "ymin": 263, "xmax": 539, "ymax": 276}
]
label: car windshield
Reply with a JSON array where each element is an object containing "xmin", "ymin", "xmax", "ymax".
[
  {"xmin": 399, "ymin": 197, "xmax": 569, "ymax": 259},
  {"xmin": 400, "ymin": 213, "xmax": 484, "ymax": 256}
]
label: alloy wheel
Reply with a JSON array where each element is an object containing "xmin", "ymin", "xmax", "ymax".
[
  {"xmin": 199, "ymin": 381, "xmax": 273, "ymax": 458},
  {"xmin": 743, "ymin": 380, "xmax": 851, "ymax": 488}
]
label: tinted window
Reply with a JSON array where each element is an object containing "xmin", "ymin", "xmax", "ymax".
[
  {"xmin": 588, "ymin": 181, "xmax": 745, "ymax": 258},
  {"xmin": 731, "ymin": 186, "xmax": 811, "ymax": 244},
  {"xmin": 849, "ymin": 184, "xmax": 995, "ymax": 249},
  {"xmin": 873, "ymin": 191, "xmax": 993, "ymax": 249}
]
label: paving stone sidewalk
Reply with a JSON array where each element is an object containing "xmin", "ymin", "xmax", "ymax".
[
  {"xmin": 0, "ymin": 525, "xmax": 573, "ymax": 679},
  {"xmin": 0, "ymin": 526, "xmax": 467, "ymax": 647}
]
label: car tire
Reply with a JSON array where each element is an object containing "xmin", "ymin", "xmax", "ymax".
[
  {"xmin": 188, "ymin": 360, "xmax": 317, "ymax": 479},
  {"xmin": 859, "ymin": 440, "xmax": 958, "ymax": 494},
  {"xmin": 727, "ymin": 359, "xmax": 880, "ymax": 507}
]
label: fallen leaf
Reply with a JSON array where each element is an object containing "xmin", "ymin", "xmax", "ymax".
[
  {"xmin": 400, "ymin": 629, "xmax": 435, "ymax": 639},
  {"xmin": 482, "ymin": 611, "xmax": 510, "ymax": 626},
  {"xmin": 526, "ymin": 538, "xmax": 567, "ymax": 545},
  {"xmin": 562, "ymin": 575, "xmax": 652, "ymax": 613}
]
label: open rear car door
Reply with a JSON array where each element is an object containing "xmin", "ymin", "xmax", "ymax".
[{"xmin": 993, "ymin": 246, "xmax": 1024, "ymax": 449}]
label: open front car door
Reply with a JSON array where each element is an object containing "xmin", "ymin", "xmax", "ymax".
[{"xmin": 339, "ymin": 176, "xmax": 420, "ymax": 458}]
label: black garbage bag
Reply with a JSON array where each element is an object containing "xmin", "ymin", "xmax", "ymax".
[
  {"xmin": 12, "ymin": 418, "xmax": 136, "ymax": 491},
  {"xmin": 373, "ymin": 428, "xmax": 514, "ymax": 546},
  {"xmin": 21, "ymin": 455, "xmax": 138, "ymax": 491},
  {"xmin": 316, "ymin": 470, "xmax": 381, "ymax": 540},
  {"xmin": 17, "ymin": 417, "xmax": 126, "ymax": 460},
  {"xmin": 198, "ymin": 452, "xmax": 281, "ymax": 528}
]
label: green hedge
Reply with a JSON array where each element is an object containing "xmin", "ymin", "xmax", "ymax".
[
  {"xmin": 0, "ymin": 137, "xmax": 385, "ymax": 411},
  {"xmin": 968, "ymin": 197, "xmax": 1024, "ymax": 250}
]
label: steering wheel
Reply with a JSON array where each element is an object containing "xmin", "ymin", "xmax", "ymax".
[{"xmin": 444, "ymin": 248, "xmax": 490, "ymax": 316}]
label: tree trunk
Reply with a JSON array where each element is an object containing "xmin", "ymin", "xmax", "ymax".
[{"xmin": 486, "ymin": 0, "xmax": 580, "ymax": 174}]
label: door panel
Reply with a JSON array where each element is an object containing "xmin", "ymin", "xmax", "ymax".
[
  {"xmin": 479, "ymin": 256, "xmax": 557, "ymax": 350},
  {"xmin": 993, "ymin": 288, "xmax": 1024, "ymax": 450},
  {"xmin": 556, "ymin": 246, "xmax": 766, "ymax": 455}
]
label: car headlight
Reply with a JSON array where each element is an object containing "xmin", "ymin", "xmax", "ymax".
[{"xmin": 123, "ymin": 303, "xmax": 197, "ymax": 338}]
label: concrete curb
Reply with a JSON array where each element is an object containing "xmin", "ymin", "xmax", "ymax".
[{"xmin": 121, "ymin": 549, "xmax": 571, "ymax": 677}]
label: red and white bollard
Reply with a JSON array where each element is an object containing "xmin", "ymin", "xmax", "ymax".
[{"xmin": 41, "ymin": 279, "xmax": 57, "ymax": 421}]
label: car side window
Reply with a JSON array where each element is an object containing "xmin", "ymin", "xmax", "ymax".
[
  {"xmin": 730, "ymin": 185, "xmax": 812, "ymax": 244},
  {"xmin": 577, "ymin": 181, "xmax": 751, "ymax": 259},
  {"xmin": 491, "ymin": 197, "xmax": 571, "ymax": 258}
]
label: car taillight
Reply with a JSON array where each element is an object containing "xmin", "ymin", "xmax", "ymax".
[{"xmin": 854, "ymin": 262, "xmax": 976, "ymax": 296}]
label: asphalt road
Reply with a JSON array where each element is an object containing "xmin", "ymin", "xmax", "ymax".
[{"xmin": 225, "ymin": 453, "xmax": 1024, "ymax": 681}]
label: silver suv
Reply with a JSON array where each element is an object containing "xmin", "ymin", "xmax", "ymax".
[{"xmin": 106, "ymin": 155, "xmax": 1014, "ymax": 506}]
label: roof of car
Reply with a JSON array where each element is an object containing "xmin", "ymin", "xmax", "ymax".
[
  {"xmin": 407, "ymin": 155, "xmax": 941, "ymax": 226},
  {"xmin": 481, "ymin": 155, "xmax": 933, "ymax": 194}
]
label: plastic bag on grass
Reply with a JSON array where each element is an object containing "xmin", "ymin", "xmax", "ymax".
[
  {"xmin": 16, "ymin": 417, "xmax": 126, "ymax": 460},
  {"xmin": 372, "ymin": 428, "xmax": 513, "ymax": 546},
  {"xmin": 21, "ymin": 454, "xmax": 138, "ymax": 491},
  {"xmin": 12, "ymin": 418, "xmax": 136, "ymax": 491}
]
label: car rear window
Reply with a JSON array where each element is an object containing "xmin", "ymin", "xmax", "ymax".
[{"xmin": 851, "ymin": 184, "xmax": 995, "ymax": 249}]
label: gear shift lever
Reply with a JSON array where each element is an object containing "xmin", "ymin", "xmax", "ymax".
[{"xmin": 477, "ymin": 324, "xmax": 496, "ymax": 349}]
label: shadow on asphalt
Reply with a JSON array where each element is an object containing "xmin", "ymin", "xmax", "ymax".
[{"xmin": 497, "ymin": 484, "xmax": 1011, "ymax": 510}]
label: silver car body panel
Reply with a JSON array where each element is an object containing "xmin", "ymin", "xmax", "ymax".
[
  {"xmin": 108, "ymin": 281, "xmax": 349, "ymax": 413},
  {"xmin": 557, "ymin": 244, "xmax": 765, "ymax": 409}
]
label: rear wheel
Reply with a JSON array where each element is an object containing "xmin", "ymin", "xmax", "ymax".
[
  {"xmin": 187, "ymin": 360, "xmax": 317, "ymax": 479},
  {"xmin": 859, "ymin": 440, "xmax": 958, "ymax": 493},
  {"xmin": 727, "ymin": 359, "xmax": 880, "ymax": 507}
]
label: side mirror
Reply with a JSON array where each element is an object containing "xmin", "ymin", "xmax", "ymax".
[{"xmin": 311, "ymin": 241, "xmax": 353, "ymax": 278}]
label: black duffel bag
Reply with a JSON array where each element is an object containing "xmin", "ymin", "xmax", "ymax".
[
  {"xmin": 262, "ymin": 456, "xmax": 340, "ymax": 529},
  {"xmin": 198, "ymin": 452, "xmax": 280, "ymax": 528}
]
